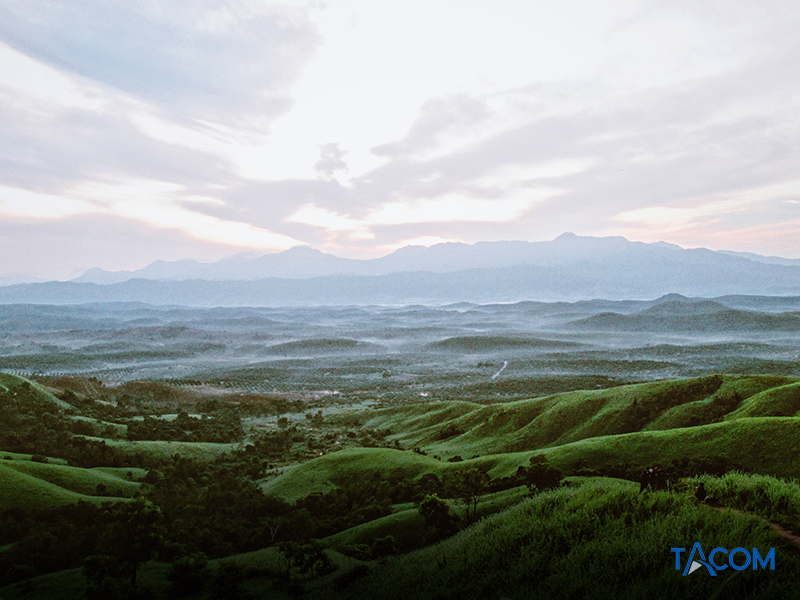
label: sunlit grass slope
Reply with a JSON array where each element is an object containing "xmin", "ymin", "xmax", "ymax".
[
  {"xmin": 1, "ymin": 459, "xmax": 143, "ymax": 497},
  {"xmin": 542, "ymin": 417, "xmax": 800, "ymax": 479},
  {"xmin": 84, "ymin": 437, "xmax": 237, "ymax": 461},
  {"xmin": 727, "ymin": 381, "xmax": 800, "ymax": 418},
  {"xmin": 366, "ymin": 375, "xmax": 796, "ymax": 455},
  {"xmin": 0, "ymin": 462, "xmax": 133, "ymax": 512},
  {"xmin": 264, "ymin": 417, "xmax": 800, "ymax": 501},
  {"xmin": 319, "ymin": 478, "xmax": 800, "ymax": 600},
  {"xmin": 261, "ymin": 448, "xmax": 446, "ymax": 501}
]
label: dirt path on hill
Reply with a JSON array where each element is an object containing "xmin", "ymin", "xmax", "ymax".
[
  {"xmin": 770, "ymin": 522, "xmax": 800, "ymax": 550},
  {"xmin": 714, "ymin": 506, "xmax": 800, "ymax": 551}
]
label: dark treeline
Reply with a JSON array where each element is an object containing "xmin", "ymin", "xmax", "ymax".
[
  {"xmin": 127, "ymin": 410, "xmax": 243, "ymax": 443},
  {"xmin": 0, "ymin": 444, "xmax": 567, "ymax": 591}
]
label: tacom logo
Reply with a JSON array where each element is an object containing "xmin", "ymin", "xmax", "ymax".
[{"xmin": 672, "ymin": 543, "xmax": 775, "ymax": 576}]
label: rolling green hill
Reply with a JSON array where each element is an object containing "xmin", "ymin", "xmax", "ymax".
[
  {"xmin": 90, "ymin": 438, "xmax": 237, "ymax": 461},
  {"xmin": 263, "ymin": 376, "xmax": 800, "ymax": 501},
  {"xmin": 366, "ymin": 375, "xmax": 795, "ymax": 455},
  {"xmin": 0, "ymin": 373, "xmax": 73, "ymax": 410},
  {"xmin": 314, "ymin": 477, "xmax": 800, "ymax": 600},
  {"xmin": 727, "ymin": 381, "xmax": 800, "ymax": 418},
  {"xmin": 1, "ymin": 459, "xmax": 142, "ymax": 497},
  {"xmin": 0, "ymin": 461, "xmax": 134, "ymax": 512}
]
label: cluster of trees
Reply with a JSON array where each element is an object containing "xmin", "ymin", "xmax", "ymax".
[
  {"xmin": 127, "ymin": 410, "xmax": 244, "ymax": 443},
  {"xmin": 0, "ymin": 378, "xmax": 572, "ymax": 594},
  {"xmin": 0, "ymin": 449, "xmax": 566, "ymax": 590},
  {"xmin": 0, "ymin": 382, "xmax": 130, "ymax": 468},
  {"xmin": 417, "ymin": 456, "xmax": 564, "ymax": 542}
]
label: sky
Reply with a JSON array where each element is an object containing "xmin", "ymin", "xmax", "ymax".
[{"xmin": 0, "ymin": 0, "xmax": 799, "ymax": 281}]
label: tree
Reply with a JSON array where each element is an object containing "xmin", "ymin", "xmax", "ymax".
[
  {"xmin": 278, "ymin": 540, "xmax": 334, "ymax": 579},
  {"xmin": 167, "ymin": 553, "xmax": 210, "ymax": 597},
  {"xmin": 522, "ymin": 455, "xmax": 563, "ymax": 493},
  {"xmin": 84, "ymin": 498, "xmax": 165, "ymax": 589},
  {"xmin": 418, "ymin": 494, "xmax": 458, "ymax": 540},
  {"xmin": 454, "ymin": 468, "xmax": 489, "ymax": 524}
]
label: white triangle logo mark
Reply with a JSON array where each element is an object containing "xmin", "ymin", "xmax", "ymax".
[{"xmin": 688, "ymin": 561, "xmax": 703, "ymax": 575}]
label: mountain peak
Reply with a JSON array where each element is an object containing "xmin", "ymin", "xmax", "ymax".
[{"xmin": 554, "ymin": 232, "xmax": 579, "ymax": 241}]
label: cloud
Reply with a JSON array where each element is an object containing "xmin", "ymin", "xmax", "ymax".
[
  {"xmin": 0, "ymin": 177, "xmax": 302, "ymax": 252},
  {"xmin": 0, "ymin": 214, "xmax": 262, "ymax": 280},
  {"xmin": 371, "ymin": 94, "xmax": 491, "ymax": 159},
  {"xmin": 0, "ymin": 53, "xmax": 234, "ymax": 191},
  {"xmin": 286, "ymin": 203, "xmax": 373, "ymax": 240},
  {"xmin": 613, "ymin": 181, "xmax": 800, "ymax": 233},
  {"xmin": 72, "ymin": 178, "xmax": 303, "ymax": 250},
  {"xmin": 366, "ymin": 190, "xmax": 562, "ymax": 225},
  {"xmin": 0, "ymin": 0, "xmax": 319, "ymax": 123},
  {"xmin": 0, "ymin": 185, "xmax": 96, "ymax": 219},
  {"xmin": 314, "ymin": 143, "xmax": 349, "ymax": 180},
  {"xmin": 3, "ymin": 0, "xmax": 800, "ymax": 278}
]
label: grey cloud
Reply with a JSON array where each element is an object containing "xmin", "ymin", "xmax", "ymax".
[
  {"xmin": 371, "ymin": 94, "xmax": 491, "ymax": 159},
  {"xmin": 0, "ymin": 93, "xmax": 234, "ymax": 193},
  {"xmin": 0, "ymin": 0, "xmax": 319, "ymax": 123},
  {"xmin": 314, "ymin": 143, "xmax": 348, "ymax": 179},
  {"xmin": 256, "ymin": 56, "xmax": 800, "ymax": 247},
  {"xmin": 0, "ymin": 214, "xmax": 237, "ymax": 279},
  {"xmin": 6, "ymin": 0, "xmax": 799, "ymax": 267}
]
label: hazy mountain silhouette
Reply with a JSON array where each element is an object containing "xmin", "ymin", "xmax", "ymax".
[
  {"xmin": 1, "ymin": 234, "xmax": 798, "ymax": 306},
  {"xmin": 71, "ymin": 233, "xmax": 713, "ymax": 282}
]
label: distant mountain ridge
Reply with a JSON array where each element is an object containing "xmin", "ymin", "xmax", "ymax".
[
  {"xmin": 70, "ymin": 233, "xmax": 718, "ymax": 283},
  {"xmin": 1, "ymin": 234, "xmax": 798, "ymax": 306}
]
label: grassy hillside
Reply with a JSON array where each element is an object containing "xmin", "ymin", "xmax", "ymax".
[
  {"xmin": 0, "ymin": 373, "xmax": 73, "ymax": 410},
  {"xmin": 366, "ymin": 375, "xmax": 795, "ymax": 456},
  {"xmin": 261, "ymin": 448, "xmax": 446, "ymax": 501},
  {"xmin": 0, "ymin": 462, "xmax": 132, "ymax": 512},
  {"xmin": 1, "ymin": 460, "xmax": 142, "ymax": 497},
  {"xmin": 87, "ymin": 437, "xmax": 237, "ymax": 461},
  {"xmin": 324, "ymin": 485, "xmax": 530, "ymax": 551},
  {"xmin": 727, "ymin": 381, "xmax": 800, "ymax": 418},
  {"xmin": 316, "ymin": 477, "xmax": 800, "ymax": 600},
  {"xmin": 541, "ymin": 417, "xmax": 800, "ymax": 479},
  {"xmin": 263, "ymin": 376, "xmax": 800, "ymax": 502},
  {"xmin": 261, "ymin": 415, "xmax": 800, "ymax": 504}
]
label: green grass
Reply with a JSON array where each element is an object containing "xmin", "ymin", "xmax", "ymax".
[
  {"xmin": 264, "ymin": 416, "xmax": 800, "ymax": 504},
  {"xmin": 540, "ymin": 417, "xmax": 800, "ymax": 480},
  {"xmin": 315, "ymin": 477, "xmax": 800, "ymax": 600},
  {"xmin": 0, "ymin": 372, "xmax": 73, "ymax": 410},
  {"xmin": 1, "ymin": 460, "xmax": 142, "ymax": 497},
  {"xmin": 699, "ymin": 472, "xmax": 800, "ymax": 532},
  {"xmin": 1, "ymin": 451, "xmax": 68, "ymax": 465},
  {"xmin": 261, "ymin": 448, "xmax": 448, "ymax": 501},
  {"xmin": 84, "ymin": 437, "xmax": 237, "ymax": 461},
  {"xmin": 364, "ymin": 375, "xmax": 798, "ymax": 457},
  {"xmin": 324, "ymin": 485, "xmax": 531, "ymax": 551},
  {"xmin": 0, "ymin": 561, "xmax": 172, "ymax": 600},
  {"xmin": 65, "ymin": 414, "xmax": 128, "ymax": 437},
  {"xmin": 0, "ymin": 462, "xmax": 131, "ymax": 512},
  {"xmin": 727, "ymin": 382, "xmax": 800, "ymax": 418}
]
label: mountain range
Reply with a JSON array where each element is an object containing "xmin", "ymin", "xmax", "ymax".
[{"xmin": 2, "ymin": 233, "xmax": 799, "ymax": 306}]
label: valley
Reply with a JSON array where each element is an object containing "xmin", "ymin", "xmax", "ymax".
[{"xmin": 1, "ymin": 296, "xmax": 800, "ymax": 599}]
